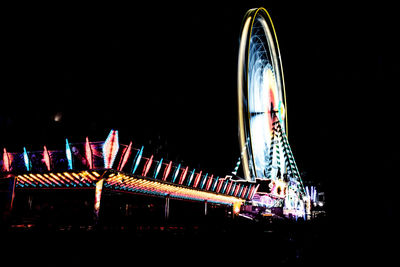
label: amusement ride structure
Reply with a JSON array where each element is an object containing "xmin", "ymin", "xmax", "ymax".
[
  {"xmin": 234, "ymin": 7, "xmax": 309, "ymax": 218},
  {"xmin": 0, "ymin": 8, "xmax": 314, "ymax": 225}
]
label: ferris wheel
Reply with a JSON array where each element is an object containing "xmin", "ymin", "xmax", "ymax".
[{"xmin": 237, "ymin": 7, "xmax": 287, "ymax": 182}]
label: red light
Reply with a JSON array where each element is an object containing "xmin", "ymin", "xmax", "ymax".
[
  {"xmin": 142, "ymin": 155, "xmax": 153, "ymax": 177},
  {"xmin": 241, "ymin": 185, "xmax": 248, "ymax": 198},
  {"xmin": 179, "ymin": 166, "xmax": 188, "ymax": 184},
  {"xmin": 85, "ymin": 137, "xmax": 93, "ymax": 169},
  {"xmin": 205, "ymin": 174, "xmax": 213, "ymax": 191},
  {"xmin": 163, "ymin": 161, "xmax": 172, "ymax": 181},
  {"xmin": 234, "ymin": 184, "xmax": 240, "ymax": 196},
  {"xmin": 43, "ymin": 146, "xmax": 51, "ymax": 171},
  {"xmin": 226, "ymin": 181, "xmax": 233, "ymax": 195},
  {"xmin": 249, "ymin": 184, "xmax": 259, "ymax": 200},
  {"xmin": 117, "ymin": 141, "xmax": 132, "ymax": 171},
  {"xmin": 103, "ymin": 130, "xmax": 119, "ymax": 169},
  {"xmin": 216, "ymin": 179, "xmax": 224, "ymax": 193},
  {"xmin": 3, "ymin": 148, "xmax": 10, "ymax": 172},
  {"xmin": 193, "ymin": 171, "xmax": 202, "ymax": 188}
]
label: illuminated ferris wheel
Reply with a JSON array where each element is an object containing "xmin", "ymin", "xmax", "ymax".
[{"xmin": 238, "ymin": 7, "xmax": 287, "ymax": 182}]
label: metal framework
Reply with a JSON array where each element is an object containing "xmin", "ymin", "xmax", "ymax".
[{"xmin": 236, "ymin": 7, "xmax": 309, "ymax": 219}]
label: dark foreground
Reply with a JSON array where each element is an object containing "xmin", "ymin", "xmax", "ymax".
[{"xmin": 1, "ymin": 216, "xmax": 332, "ymax": 265}]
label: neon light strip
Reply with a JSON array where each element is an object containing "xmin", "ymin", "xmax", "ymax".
[
  {"xmin": 245, "ymin": 185, "xmax": 252, "ymax": 199},
  {"xmin": 3, "ymin": 148, "xmax": 10, "ymax": 172},
  {"xmin": 193, "ymin": 171, "xmax": 202, "ymax": 188},
  {"xmin": 235, "ymin": 184, "xmax": 243, "ymax": 197},
  {"xmin": 103, "ymin": 130, "xmax": 119, "ymax": 169},
  {"xmin": 104, "ymin": 174, "xmax": 244, "ymax": 205},
  {"xmin": 117, "ymin": 141, "xmax": 132, "ymax": 171},
  {"xmin": 179, "ymin": 166, "xmax": 188, "ymax": 185},
  {"xmin": 23, "ymin": 147, "xmax": 30, "ymax": 171},
  {"xmin": 142, "ymin": 155, "xmax": 153, "ymax": 177},
  {"xmin": 162, "ymin": 161, "xmax": 172, "ymax": 181},
  {"xmin": 172, "ymin": 164, "xmax": 181, "ymax": 183},
  {"xmin": 250, "ymin": 184, "xmax": 260, "ymax": 200},
  {"xmin": 216, "ymin": 179, "xmax": 224, "ymax": 193},
  {"xmin": 226, "ymin": 181, "xmax": 233, "ymax": 195},
  {"xmin": 211, "ymin": 176, "xmax": 219, "ymax": 191},
  {"xmin": 200, "ymin": 173, "xmax": 208, "ymax": 189},
  {"xmin": 85, "ymin": 137, "xmax": 93, "ymax": 169},
  {"xmin": 241, "ymin": 185, "xmax": 248, "ymax": 198},
  {"xmin": 43, "ymin": 146, "xmax": 51, "ymax": 171},
  {"xmin": 131, "ymin": 146, "xmax": 143, "ymax": 174},
  {"xmin": 94, "ymin": 179, "xmax": 104, "ymax": 219},
  {"xmin": 205, "ymin": 174, "xmax": 213, "ymax": 191},
  {"xmin": 187, "ymin": 169, "xmax": 195, "ymax": 186},
  {"xmin": 221, "ymin": 180, "xmax": 229, "ymax": 194},
  {"xmin": 65, "ymin": 139, "xmax": 73, "ymax": 170},
  {"xmin": 153, "ymin": 158, "xmax": 163, "ymax": 179}
]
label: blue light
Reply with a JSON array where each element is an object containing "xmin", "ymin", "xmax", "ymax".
[
  {"xmin": 238, "ymin": 184, "xmax": 244, "ymax": 197},
  {"xmin": 200, "ymin": 173, "xmax": 208, "ymax": 189},
  {"xmin": 23, "ymin": 147, "xmax": 30, "ymax": 171},
  {"xmin": 131, "ymin": 146, "xmax": 143, "ymax": 174},
  {"xmin": 221, "ymin": 180, "xmax": 228, "ymax": 194},
  {"xmin": 187, "ymin": 169, "xmax": 195, "ymax": 186},
  {"xmin": 212, "ymin": 176, "xmax": 219, "ymax": 191},
  {"xmin": 65, "ymin": 139, "xmax": 73, "ymax": 170},
  {"xmin": 153, "ymin": 158, "xmax": 163, "ymax": 179},
  {"xmin": 245, "ymin": 185, "xmax": 252, "ymax": 199},
  {"xmin": 172, "ymin": 163, "xmax": 181, "ymax": 183}
]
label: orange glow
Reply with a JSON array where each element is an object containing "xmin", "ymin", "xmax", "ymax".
[{"xmin": 15, "ymin": 170, "xmax": 245, "ymax": 206}]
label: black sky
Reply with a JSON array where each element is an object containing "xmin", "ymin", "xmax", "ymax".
[{"xmin": 1, "ymin": 3, "xmax": 399, "ymax": 213}]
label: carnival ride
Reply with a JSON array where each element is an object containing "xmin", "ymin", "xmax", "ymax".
[
  {"xmin": 0, "ymin": 8, "xmax": 313, "ymax": 222},
  {"xmin": 235, "ymin": 8, "xmax": 309, "ymax": 218}
]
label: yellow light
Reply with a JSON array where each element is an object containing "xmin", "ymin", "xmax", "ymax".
[{"xmin": 233, "ymin": 202, "xmax": 241, "ymax": 214}]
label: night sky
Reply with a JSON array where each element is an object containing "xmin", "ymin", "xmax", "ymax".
[{"xmin": 2, "ymin": 3, "xmax": 399, "ymax": 217}]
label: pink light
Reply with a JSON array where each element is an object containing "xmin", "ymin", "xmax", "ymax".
[
  {"xmin": 163, "ymin": 161, "xmax": 172, "ymax": 181},
  {"xmin": 179, "ymin": 166, "xmax": 188, "ymax": 184},
  {"xmin": 3, "ymin": 148, "xmax": 10, "ymax": 172},
  {"xmin": 103, "ymin": 130, "xmax": 119, "ymax": 169},
  {"xmin": 234, "ymin": 184, "xmax": 240, "ymax": 197},
  {"xmin": 142, "ymin": 155, "xmax": 153, "ymax": 177},
  {"xmin": 85, "ymin": 137, "xmax": 93, "ymax": 169},
  {"xmin": 193, "ymin": 171, "xmax": 202, "ymax": 188},
  {"xmin": 249, "ymin": 184, "xmax": 260, "ymax": 200},
  {"xmin": 205, "ymin": 174, "xmax": 214, "ymax": 191},
  {"xmin": 226, "ymin": 181, "xmax": 233, "ymax": 195},
  {"xmin": 216, "ymin": 179, "xmax": 224, "ymax": 193},
  {"xmin": 241, "ymin": 185, "xmax": 248, "ymax": 198},
  {"xmin": 43, "ymin": 146, "xmax": 51, "ymax": 171},
  {"xmin": 117, "ymin": 141, "xmax": 132, "ymax": 171}
]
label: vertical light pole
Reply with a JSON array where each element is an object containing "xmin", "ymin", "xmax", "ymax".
[
  {"xmin": 94, "ymin": 178, "xmax": 105, "ymax": 225},
  {"xmin": 164, "ymin": 195, "xmax": 170, "ymax": 222}
]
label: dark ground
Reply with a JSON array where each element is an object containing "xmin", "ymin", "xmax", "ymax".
[{"xmin": 2, "ymin": 216, "xmax": 330, "ymax": 266}]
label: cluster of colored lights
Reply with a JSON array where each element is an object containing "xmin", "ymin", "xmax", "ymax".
[
  {"xmin": 1, "ymin": 130, "xmax": 253, "ymax": 205},
  {"xmin": 104, "ymin": 173, "xmax": 244, "ymax": 205},
  {"xmin": 15, "ymin": 171, "xmax": 100, "ymax": 188}
]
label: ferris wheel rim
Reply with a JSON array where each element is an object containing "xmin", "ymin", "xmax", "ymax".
[{"xmin": 237, "ymin": 7, "xmax": 288, "ymax": 181}]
